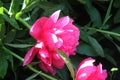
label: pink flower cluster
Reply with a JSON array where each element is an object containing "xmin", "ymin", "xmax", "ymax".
[
  {"xmin": 23, "ymin": 10, "xmax": 107, "ymax": 79},
  {"xmin": 23, "ymin": 10, "xmax": 80, "ymax": 74},
  {"xmin": 76, "ymin": 58, "xmax": 108, "ymax": 80}
]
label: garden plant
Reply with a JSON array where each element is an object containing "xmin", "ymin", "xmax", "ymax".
[{"xmin": 0, "ymin": 0, "xmax": 120, "ymax": 80}]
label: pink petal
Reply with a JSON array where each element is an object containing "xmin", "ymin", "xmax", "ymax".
[
  {"xmin": 43, "ymin": 32, "xmax": 55, "ymax": 49},
  {"xmin": 42, "ymin": 18, "xmax": 54, "ymax": 30},
  {"xmin": 52, "ymin": 33, "xmax": 59, "ymax": 43},
  {"xmin": 35, "ymin": 41, "xmax": 44, "ymax": 48},
  {"xmin": 55, "ymin": 22, "xmax": 79, "ymax": 55},
  {"xmin": 58, "ymin": 32, "xmax": 79, "ymax": 55},
  {"xmin": 52, "ymin": 52, "xmax": 64, "ymax": 69},
  {"xmin": 39, "ymin": 62, "xmax": 56, "ymax": 75},
  {"xmin": 63, "ymin": 23, "xmax": 80, "ymax": 38},
  {"xmin": 102, "ymin": 70, "xmax": 108, "ymax": 79},
  {"xmin": 96, "ymin": 63, "xmax": 108, "ymax": 79},
  {"xmin": 37, "ymin": 47, "xmax": 52, "ymax": 65},
  {"xmin": 43, "ymin": 32, "xmax": 59, "ymax": 49},
  {"xmin": 78, "ymin": 58, "xmax": 95, "ymax": 70},
  {"xmin": 54, "ymin": 16, "xmax": 70, "ymax": 29},
  {"xmin": 50, "ymin": 10, "xmax": 61, "ymax": 23},
  {"xmin": 76, "ymin": 58, "xmax": 108, "ymax": 80},
  {"xmin": 55, "ymin": 38, "xmax": 63, "ymax": 48},
  {"xmin": 30, "ymin": 17, "xmax": 48, "ymax": 40},
  {"xmin": 87, "ymin": 65, "xmax": 107, "ymax": 80},
  {"xmin": 44, "ymin": 33, "xmax": 63, "ymax": 49},
  {"xmin": 76, "ymin": 66, "xmax": 96, "ymax": 80},
  {"xmin": 54, "ymin": 29, "xmax": 64, "ymax": 34},
  {"xmin": 23, "ymin": 46, "xmax": 38, "ymax": 66}
]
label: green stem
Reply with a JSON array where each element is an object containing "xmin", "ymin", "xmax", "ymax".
[
  {"xmin": 96, "ymin": 29, "xmax": 120, "ymax": 37},
  {"xmin": 15, "ymin": 11, "xmax": 30, "ymax": 29},
  {"xmin": 2, "ymin": 46, "xmax": 24, "ymax": 62},
  {"xmin": 27, "ymin": 65, "xmax": 57, "ymax": 80},
  {"xmin": 17, "ymin": 17, "xmax": 31, "ymax": 29},
  {"xmin": 101, "ymin": 0, "xmax": 113, "ymax": 28},
  {"xmin": 2, "ymin": 46, "xmax": 57, "ymax": 80},
  {"xmin": 87, "ymin": 28, "xmax": 120, "ymax": 37},
  {"xmin": 4, "ymin": 7, "xmax": 31, "ymax": 29}
]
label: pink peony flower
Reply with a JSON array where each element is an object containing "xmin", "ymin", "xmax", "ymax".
[
  {"xmin": 23, "ymin": 10, "xmax": 80, "ymax": 75},
  {"xmin": 76, "ymin": 57, "xmax": 107, "ymax": 80}
]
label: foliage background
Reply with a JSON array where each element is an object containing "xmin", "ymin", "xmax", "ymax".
[{"xmin": 0, "ymin": 0, "xmax": 120, "ymax": 80}]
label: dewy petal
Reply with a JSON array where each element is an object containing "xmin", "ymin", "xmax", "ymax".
[
  {"xmin": 55, "ymin": 16, "xmax": 70, "ymax": 29},
  {"xmin": 30, "ymin": 17, "xmax": 48, "ymax": 40},
  {"xmin": 23, "ymin": 46, "xmax": 38, "ymax": 66},
  {"xmin": 50, "ymin": 10, "xmax": 61, "ymax": 23}
]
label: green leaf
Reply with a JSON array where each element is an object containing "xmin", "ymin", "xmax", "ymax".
[
  {"xmin": 15, "ymin": 29, "xmax": 28, "ymax": 38},
  {"xmin": 0, "ymin": 25, "xmax": 6, "ymax": 40},
  {"xmin": 25, "ymin": 73, "xmax": 39, "ymax": 80},
  {"xmin": 30, "ymin": 7, "xmax": 40, "ymax": 25},
  {"xmin": 78, "ymin": 0, "xmax": 86, "ymax": 4},
  {"xmin": 114, "ymin": 0, "xmax": 120, "ymax": 8},
  {"xmin": 5, "ymin": 43, "xmax": 33, "ymax": 48},
  {"xmin": 4, "ymin": 29, "xmax": 16, "ymax": 43},
  {"xmin": 0, "ymin": 47, "xmax": 13, "ymax": 78},
  {"xmin": 0, "ymin": 48, "xmax": 13, "ymax": 67},
  {"xmin": 114, "ymin": 44, "xmax": 120, "ymax": 53},
  {"xmin": 9, "ymin": 0, "xmax": 21, "ymax": 14},
  {"xmin": 88, "ymin": 36, "xmax": 104, "ymax": 57},
  {"xmin": 56, "ymin": 67, "xmax": 69, "ymax": 80},
  {"xmin": 114, "ymin": 9, "xmax": 120, "ymax": 24},
  {"xmin": 77, "ymin": 42, "xmax": 98, "ymax": 57},
  {"xmin": 40, "ymin": 2, "xmax": 64, "ymax": 16},
  {"xmin": 112, "ymin": 26, "xmax": 120, "ymax": 34},
  {"xmin": 16, "ymin": 38, "xmax": 36, "ymax": 44},
  {"xmin": 70, "ymin": 55, "xmax": 82, "ymax": 69},
  {"xmin": 56, "ymin": 49, "xmax": 75, "ymax": 80},
  {"xmin": 102, "ymin": 0, "xmax": 113, "ymax": 28},
  {"xmin": 0, "ymin": 1, "xmax": 3, "ymax": 14},
  {"xmin": 80, "ymin": 30, "xmax": 89, "ymax": 43},
  {"xmin": 112, "ymin": 26, "xmax": 120, "ymax": 41},
  {"xmin": 85, "ymin": 0, "xmax": 102, "ymax": 27},
  {"xmin": 104, "ymin": 34, "xmax": 120, "ymax": 53},
  {"xmin": 22, "ymin": 0, "xmax": 40, "ymax": 13},
  {"xmin": 0, "ymin": 49, "xmax": 11, "ymax": 79},
  {"xmin": 0, "ymin": 59, "xmax": 8, "ymax": 79},
  {"xmin": 0, "ymin": 1, "xmax": 5, "ymax": 40},
  {"xmin": 21, "ymin": 0, "xmax": 31, "ymax": 10},
  {"xmin": 3, "ymin": 14, "xmax": 21, "ymax": 30},
  {"xmin": 105, "ymin": 54, "xmax": 117, "ymax": 66}
]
